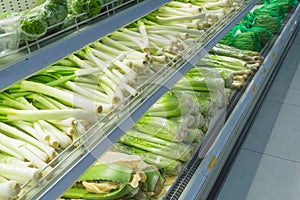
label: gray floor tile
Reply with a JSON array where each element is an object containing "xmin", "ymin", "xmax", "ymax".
[
  {"xmin": 279, "ymin": 44, "xmax": 300, "ymax": 70},
  {"xmin": 289, "ymin": 67, "xmax": 300, "ymax": 90},
  {"xmin": 284, "ymin": 68, "xmax": 300, "ymax": 105},
  {"xmin": 283, "ymin": 87, "xmax": 300, "ymax": 106},
  {"xmin": 217, "ymin": 149, "xmax": 300, "ymax": 200},
  {"xmin": 267, "ymin": 67, "xmax": 300, "ymax": 106},
  {"xmin": 293, "ymin": 29, "xmax": 300, "ymax": 45},
  {"xmin": 244, "ymin": 102, "xmax": 300, "ymax": 163},
  {"xmin": 266, "ymin": 67, "xmax": 297, "ymax": 103},
  {"xmin": 242, "ymin": 100, "xmax": 282, "ymax": 153}
]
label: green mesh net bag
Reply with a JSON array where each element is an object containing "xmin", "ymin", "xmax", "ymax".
[
  {"xmin": 253, "ymin": 7, "xmax": 281, "ymax": 19},
  {"xmin": 219, "ymin": 31, "xmax": 234, "ymax": 46},
  {"xmin": 270, "ymin": 0, "xmax": 297, "ymax": 11},
  {"xmin": 231, "ymin": 24, "xmax": 249, "ymax": 35},
  {"xmin": 253, "ymin": 14, "xmax": 281, "ymax": 34},
  {"xmin": 249, "ymin": 27, "xmax": 273, "ymax": 47},
  {"xmin": 262, "ymin": 3, "xmax": 287, "ymax": 18},
  {"xmin": 233, "ymin": 32, "xmax": 261, "ymax": 52},
  {"xmin": 239, "ymin": 13, "xmax": 255, "ymax": 28}
]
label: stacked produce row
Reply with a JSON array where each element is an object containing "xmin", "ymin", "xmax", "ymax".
[
  {"xmin": 0, "ymin": 0, "xmax": 297, "ymax": 199},
  {"xmin": 59, "ymin": 0, "xmax": 299, "ymax": 198},
  {"xmin": 59, "ymin": 44, "xmax": 263, "ymax": 199},
  {"xmin": 0, "ymin": 0, "xmax": 245, "ymax": 198},
  {"xmin": 219, "ymin": 0, "xmax": 297, "ymax": 51}
]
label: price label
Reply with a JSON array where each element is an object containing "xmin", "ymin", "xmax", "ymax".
[
  {"xmin": 272, "ymin": 53, "xmax": 276, "ymax": 60},
  {"xmin": 208, "ymin": 155, "xmax": 217, "ymax": 170},
  {"xmin": 252, "ymin": 84, "xmax": 257, "ymax": 93}
]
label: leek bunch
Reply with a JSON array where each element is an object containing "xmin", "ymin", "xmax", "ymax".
[
  {"xmin": 198, "ymin": 43, "xmax": 263, "ymax": 89},
  {"xmin": 62, "ymin": 152, "xmax": 166, "ymax": 199}
]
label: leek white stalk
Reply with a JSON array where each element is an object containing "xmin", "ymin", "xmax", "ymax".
[
  {"xmin": 49, "ymin": 117, "xmax": 76, "ymax": 127},
  {"xmin": 90, "ymin": 48, "xmax": 137, "ymax": 79},
  {"xmin": 0, "ymin": 163, "xmax": 42, "ymax": 184},
  {"xmin": 0, "ymin": 122, "xmax": 55, "ymax": 160},
  {"xmin": 64, "ymin": 81, "xmax": 110, "ymax": 104},
  {"xmin": 137, "ymin": 20, "xmax": 150, "ymax": 54},
  {"xmin": 110, "ymin": 30, "xmax": 145, "ymax": 52},
  {"xmin": 12, "ymin": 121, "xmax": 40, "ymax": 141},
  {"xmin": 14, "ymin": 139, "xmax": 49, "ymax": 162},
  {"xmin": 0, "ymin": 179, "xmax": 20, "ymax": 199},
  {"xmin": 39, "ymin": 121, "xmax": 72, "ymax": 148},
  {"xmin": 34, "ymin": 122, "xmax": 50, "ymax": 142},
  {"xmin": 0, "ymin": 133, "xmax": 51, "ymax": 169},
  {"xmin": 20, "ymin": 81, "xmax": 103, "ymax": 113},
  {"xmin": 68, "ymin": 54, "xmax": 94, "ymax": 69},
  {"xmin": 0, "ymin": 143, "xmax": 24, "ymax": 160},
  {"xmin": 1, "ymin": 107, "xmax": 96, "ymax": 121}
]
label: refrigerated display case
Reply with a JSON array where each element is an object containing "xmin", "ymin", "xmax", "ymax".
[{"xmin": 0, "ymin": 0, "xmax": 299, "ymax": 199}]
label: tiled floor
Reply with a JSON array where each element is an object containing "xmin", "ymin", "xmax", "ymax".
[{"xmin": 216, "ymin": 29, "xmax": 300, "ymax": 199}]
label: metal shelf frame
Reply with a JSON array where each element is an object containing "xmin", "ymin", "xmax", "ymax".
[
  {"xmin": 0, "ymin": 0, "xmax": 171, "ymax": 92},
  {"xmin": 179, "ymin": 4, "xmax": 300, "ymax": 200}
]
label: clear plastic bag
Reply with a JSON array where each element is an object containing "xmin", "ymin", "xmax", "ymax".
[{"xmin": 0, "ymin": 15, "xmax": 21, "ymax": 56}]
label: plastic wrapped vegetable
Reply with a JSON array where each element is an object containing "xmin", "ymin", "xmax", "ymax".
[
  {"xmin": 20, "ymin": 9, "xmax": 48, "ymax": 40},
  {"xmin": 233, "ymin": 32, "xmax": 261, "ymax": 52},
  {"xmin": 43, "ymin": 0, "xmax": 68, "ymax": 25},
  {"xmin": 68, "ymin": 0, "xmax": 103, "ymax": 17},
  {"xmin": 19, "ymin": 0, "xmax": 68, "ymax": 40},
  {"xmin": 0, "ymin": 14, "xmax": 21, "ymax": 55},
  {"xmin": 253, "ymin": 14, "xmax": 281, "ymax": 34}
]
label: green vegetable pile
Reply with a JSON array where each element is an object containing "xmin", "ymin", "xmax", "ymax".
[
  {"xmin": 233, "ymin": 32, "xmax": 261, "ymax": 52},
  {"xmin": 253, "ymin": 14, "xmax": 282, "ymax": 34},
  {"xmin": 219, "ymin": 0, "xmax": 299, "ymax": 52},
  {"xmin": 249, "ymin": 27, "xmax": 273, "ymax": 47}
]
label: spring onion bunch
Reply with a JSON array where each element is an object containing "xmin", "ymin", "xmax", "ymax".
[
  {"xmin": 197, "ymin": 43, "xmax": 263, "ymax": 89},
  {"xmin": 0, "ymin": 176, "xmax": 20, "ymax": 200}
]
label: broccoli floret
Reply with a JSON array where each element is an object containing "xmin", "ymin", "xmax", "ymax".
[{"xmin": 70, "ymin": 0, "xmax": 102, "ymax": 17}]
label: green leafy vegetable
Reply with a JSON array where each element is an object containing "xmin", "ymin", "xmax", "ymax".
[
  {"xmin": 253, "ymin": 14, "xmax": 281, "ymax": 34},
  {"xmin": 68, "ymin": 0, "xmax": 102, "ymax": 17}
]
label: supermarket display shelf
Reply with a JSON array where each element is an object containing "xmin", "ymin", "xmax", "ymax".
[
  {"xmin": 17, "ymin": 1, "xmax": 258, "ymax": 199},
  {"xmin": 179, "ymin": 4, "xmax": 300, "ymax": 200},
  {"xmin": 0, "ymin": 0, "xmax": 171, "ymax": 92}
]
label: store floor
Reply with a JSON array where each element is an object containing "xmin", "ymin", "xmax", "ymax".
[{"xmin": 216, "ymin": 29, "xmax": 300, "ymax": 200}]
